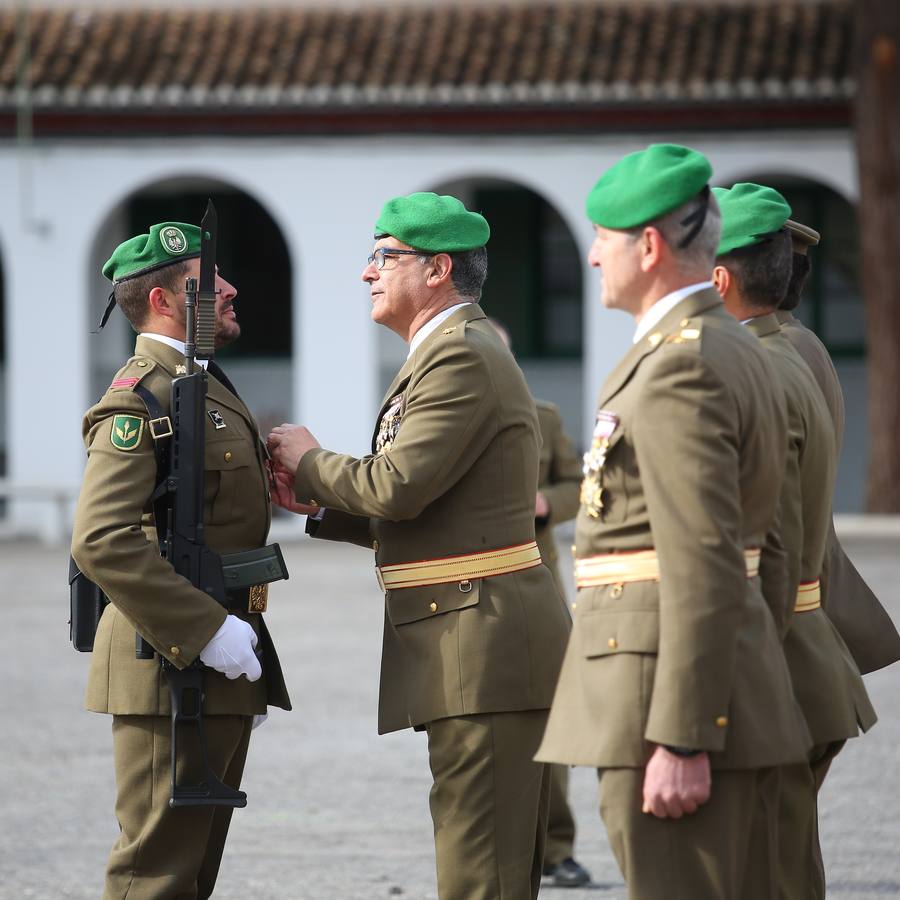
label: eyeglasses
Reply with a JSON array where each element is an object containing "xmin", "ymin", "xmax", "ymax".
[{"xmin": 366, "ymin": 247, "xmax": 428, "ymax": 270}]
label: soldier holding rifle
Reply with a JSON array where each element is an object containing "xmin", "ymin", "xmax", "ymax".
[{"xmin": 71, "ymin": 215, "xmax": 290, "ymax": 899}]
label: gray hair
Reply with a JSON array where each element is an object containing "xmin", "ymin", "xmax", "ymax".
[
  {"xmin": 412, "ymin": 245, "xmax": 488, "ymax": 301},
  {"xmin": 649, "ymin": 191, "xmax": 723, "ymax": 275}
]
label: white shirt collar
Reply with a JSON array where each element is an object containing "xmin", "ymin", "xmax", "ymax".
[
  {"xmin": 633, "ymin": 282, "xmax": 713, "ymax": 344},
  {"xmin": 141, "ymin": 332, "xmax": 208, "ymax": 369},
  {"xmin": 407, "ymin": 303, "xmax": 472, "ymax": 358}
]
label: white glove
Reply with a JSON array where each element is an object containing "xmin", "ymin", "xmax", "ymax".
[
  {"xmin": 252, "ymin": 713, "xmax": 268, "ymax": 730},
  {"xmin": 199, "ymin": 615, "xmax": 262, "ymax": 682}
]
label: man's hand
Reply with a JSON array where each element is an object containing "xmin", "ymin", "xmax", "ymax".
[
  {"xmin": 267, "ymin": 461, "xmax": 321, "ymax": 516},
  {"xmin": 535, "ymin": 491, "xmax": 550, "ymax": 519},
  {"xmin": 268, "ymin": 424, "xmax": 321, "ymax": 476},
  {"xmin": 641, "ymin": 744, "xmax": 711, "ymax": 819},
  {"xmin": 199, "ymin": 615, "xmax": 262, "ymax": 682}
]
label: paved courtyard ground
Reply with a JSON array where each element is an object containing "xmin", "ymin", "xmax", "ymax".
[{"xmin": 2, "ymin": 531, "xmax": 898, "ymax": 899}]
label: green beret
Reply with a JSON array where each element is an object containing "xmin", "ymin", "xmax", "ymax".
[
  {"xmin": 585, "ymin": 143, "xmax": 713, "ymax": 229},
  {"xmin": 375, "ymin": 192, "xmax": 489, "ymax": 253},
  {"xmin": 714, "ymin": 183, "xmax": 792, "ymax": 256},
  {"xmin": 102, "ymin": 222, "xmax": 202, "ymax": 283}
]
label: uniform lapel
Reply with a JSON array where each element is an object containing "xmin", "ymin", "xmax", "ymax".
[
  {"xmin": 133, "ymin": 336, "xmax": 257, "ymax": 435},
  {"xmin": 597, "ymin": 289, "xmax": 722, "ymax": 408},
  {"xmin": 370, "ymin": 304, "xmax": 488, "ymax": 451}
]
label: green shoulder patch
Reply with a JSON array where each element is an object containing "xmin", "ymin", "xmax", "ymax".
[{"xmin": 110, "ymin": 414, "xmax": 145, "ymax": 451}]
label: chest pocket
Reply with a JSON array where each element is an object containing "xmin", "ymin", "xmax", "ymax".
[
  {"xmin": 204, "ymin": 436, "xmax": 256, "ymax": 525},
  {"xmin": 581, "ymin": 427, "xmax": 630, "ymax": 524}
]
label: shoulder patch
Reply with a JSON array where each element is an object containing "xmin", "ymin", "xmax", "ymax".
[
  {"xmin": 110, "ymin": 377, "xmax": 139, "ymax": 390},
  {"xmin": 110, "ymin": 414, "xmax": 145, "ymax": 451}
]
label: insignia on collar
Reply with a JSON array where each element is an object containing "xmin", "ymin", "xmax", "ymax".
[
  {"xmin": 175, "ymin": 364, "xmax": 187, "ymax": 375},
  {"xmin": 208, "ymin": 409, "xmax": 227, "ymax": 429},
  {"xmin": 110, "ymin": 414, "xmax": 144, "ymax": 451}
]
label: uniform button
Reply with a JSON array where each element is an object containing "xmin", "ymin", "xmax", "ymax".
[
  {"xmin": 429, "ymin": 601, "xmax": 438, "ymax": 613},
  {"xmin": 137, "ymin": 360, "xmax": 148, "ymax": 367},
  {"xmin": 715, "ymin": 716, "xmax": 728, "ymax": 728},
  {"xmin": 571, "ymin": 602, "xmax": 577, "ymax": 611},
  {"xmin": 680, "ymin": 318, "xmax": 690, "ymax": 327},
  {"xmin": 610, "ymin": 583, "xmax": 624, "ymax": 598},
  {"xmin": 373, "ymin": 540, "xmax": 379, "ymax": 552},
  {"xmin": 309, "ymin": 499, "xmax": 319, "ymax": 506},
  {"xmin": 607, "ymin": 637, "xmax": 618, "ymax": 649},
  {"xmin": 224, "ymin": 451, "xmax": 232, "ymax": 462},
  {"xmin": 170, "ymin": 646, "xmax": 180, "ymax": 656},
  {"xmin": 570, "ymin": 544, "xmax": 577, "ymax": 555}
]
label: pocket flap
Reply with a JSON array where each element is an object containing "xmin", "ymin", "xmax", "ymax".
[
  {"xmin": 387, "ymin": 579, "xmax": 481, "ymax": 626},
  {"xmin": 205, "ymin": 437, "xmax": 254, "ymax": 470},
  {"xmin": 581, "ymin": 608, "xmax": 659, "ymax": 657}
]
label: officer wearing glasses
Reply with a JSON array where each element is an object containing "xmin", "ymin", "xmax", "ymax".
[{"xmin": 268, "ymin": 192, "xmax": 570, "ymax": 900}]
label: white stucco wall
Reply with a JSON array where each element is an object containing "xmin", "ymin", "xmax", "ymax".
[{"xmin": 0, "ymin": 128, "xmax": 858, "ymax": 535}]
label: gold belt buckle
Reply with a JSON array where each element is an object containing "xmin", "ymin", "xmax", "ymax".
[{"xmin": 248, "ymin": 583, "xmax": 268, "ymax": 613}]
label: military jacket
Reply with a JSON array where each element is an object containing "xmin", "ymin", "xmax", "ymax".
[
  {"xmin": 776, "ymin": 310, "xmax": 900, "ymax": 674},
  {"xmin": 71, "ymin": 336, "xmax": 291, "ymax": 716},
  {"xmin": 748, "ymin": 315, "xmax": 875, "ymax": 742},
  {"xmin": 297, "ymin": 304, "xmax": 571, "ymax": 734},
  {"xmin": 537, "ymin": 290, "xmax": 810, "ymax": 771},
  {"xmin": 534, "ymin": 400, "xmax": 582, "ymax": 600}
]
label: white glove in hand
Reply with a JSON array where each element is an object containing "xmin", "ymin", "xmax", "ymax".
[{"xmin": 199, "ymin": 615, "xmax": 262, "ymax": 682}]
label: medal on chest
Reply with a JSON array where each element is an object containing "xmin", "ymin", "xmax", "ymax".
[
  {"xmin": 580, "ymin": 410, "xmax": 618, "ymax": 518},
  {"xmin": 375, "ymin": 394, "xmax": 404, "ymax": 454}
]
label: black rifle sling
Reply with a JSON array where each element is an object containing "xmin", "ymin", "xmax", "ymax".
[{"xmin": 133, "ymin": 383, "xmax": 172, "ymax": 549}]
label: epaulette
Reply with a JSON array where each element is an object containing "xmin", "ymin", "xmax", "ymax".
[
  {"xmin": 107, "ymin": 357, "xmax": 157, "ymax": 392},
  {"xmin": 661, "ymin": 317, "xmax": 704, "ymax": 346}
]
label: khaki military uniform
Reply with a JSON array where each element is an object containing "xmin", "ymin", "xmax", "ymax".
[
  {"xmin": 748, "ymin": 314, "xmax": 876, "ymax": 900},
  {"xmin": 537, "ymin": 290, "xmax": 811, "ymax": 900},
  {"xmin": 296, "ymin": 304, "xmax": 571, "ymax": 900},
  {"xmin": 71, "ymin": 335, "xmax": 290, "ymax": 900},
  {"xmin": 776, "ymin": 310, "xmax": 900, "ymax": 674},
  {"xmin": 533, "ymin": 400, "xmax": 584, "ymax": 869}
]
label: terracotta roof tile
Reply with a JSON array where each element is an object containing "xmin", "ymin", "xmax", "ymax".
[{"xmin": 0, "ymin": 1, "xmax": 854, "ymax": 110}]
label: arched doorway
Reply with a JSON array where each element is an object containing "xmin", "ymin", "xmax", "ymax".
[
  {"xmin": 377, "ymin": 176, "xmax": 585, "ymax": 444},
  {"xmin": 88, "ymin": 177, "xmax": 294, "ymax": 436},
  {"xmin": 719, "ymin": 174, "xmax": 864, "ymax": 511}
]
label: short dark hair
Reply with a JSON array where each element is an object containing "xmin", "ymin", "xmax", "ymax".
[
  {"xmin": 780, "ymin": 252, "xmax": 811, "ymax": 311},
  {"xmin": 718, "ymin": 229, "xmax": 793, "ymax": 310},
  {"xmin": 114, "ymin": 261, "xmax": 190, "ymax": 330}
]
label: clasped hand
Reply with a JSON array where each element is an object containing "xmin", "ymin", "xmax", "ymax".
[
  {"xmin": 641, "ymin": 744, "xmax": 711, "ymax": 819},
  {"xmin": 266, "ymin": 424, "xmax": 322, "ymax": 516}
]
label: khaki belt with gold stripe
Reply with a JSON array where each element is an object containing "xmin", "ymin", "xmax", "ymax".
[
  {"xmin": 575, "ymin": 548, "xmax": 761, "ymax": 588},
  {"xmin": 376, "ymin": 541, "xmax": 542, "ymax": 591},
  {"xmin": 794, "ymin": 579, "xmax": 821, "ymax": 613}
]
